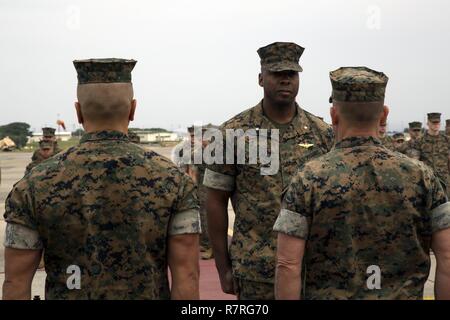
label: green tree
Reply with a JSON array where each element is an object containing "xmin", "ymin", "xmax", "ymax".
[
  {"xmin": 72, "ymin": 128, "xmax": 85, "ymax": 137},
  {"xmin": 0, "ymin": 122, "xmax": 32, "ymax": 148}
]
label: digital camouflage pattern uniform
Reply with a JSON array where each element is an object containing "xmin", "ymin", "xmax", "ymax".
[
  {"xmin": 274, "ymin": 66, "xmax": 450, "ymax": 300},
  {"xmin": 5, "ymin": 131, "xmax": 201, "ymax": 299},
  {"xmin": 392, "ymin": 132, "xmax": 406, "ymax": 153},
  {"xmin": 399, "ymin": 122, "xmax": 423, "ymax": 159},
  {"xmin": 191, "ymin": 147, "xmax": 210, "ymax": 251},
  {"xmin": 3, "ymin": 59, "xmax": 201, "ymax": 300},
  {"xmin": 275, "ymin": 136, "xmax": 450, "ymax": 299},
  {"xmin": 31, "ymin": 127, "xmax": 62, "ymax": 162},
  {"xmin": 204, "ymin": 102, "xmax": 334, "ymax": 298},
  {"xmin": 411, "ymin": 113, "xmax": 450, "ymax": 197},
  {"xmin": 379, "ymin": 134, "xmax": 394, "ymax": 150},
  {"xmin": 204, "ymin": 42, "xmax": 334, "ymax": 299},
  {"xmin": 188, "ymin": 124, "xmax": 218, "ymax": 257},
  {"xmin": 446, "ymin": 119, "xmax": 450, "ymax": 137},
  {"xmin": 25, "ymin": 140, "xmax": 55, "ymax": 175}
]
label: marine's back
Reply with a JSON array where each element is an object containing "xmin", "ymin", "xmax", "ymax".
[
  {"xmin": 6, "ymin": 131, "xmax": 199, "ymax": 299},
  {"xmin": 289, "ymin": 137, "xmax": 447, "ymax": 299}
]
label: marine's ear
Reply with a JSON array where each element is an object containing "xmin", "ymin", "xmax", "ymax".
[
  {"xmin": 129, "ymin": 99, "xmax": 137, "ymax": 122},
  {"xmin": 258, "ymin": 72, "xmax": 263, "ymax": 87},
  {"xmin": 330, "ymin": 105, "xmax": 338, "ymax": 126},
  {"xmin": 380, "ymin": 105, "xmax": 389, "ymax": 126},
  {"xmin": 75, "ymin": 102, "xmax": 84, "ymax": 124}
]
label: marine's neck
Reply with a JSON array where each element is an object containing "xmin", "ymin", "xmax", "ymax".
[
  {"xmin": 427, "ymin": 130, "xmax": 440, "ymax": 137},
  {"xmin": 337, "ymin": 127, "xmax": 379, "ymax": 142},
  {"xmin": 262, "ymin": 98, "xmax": 297, "ymax": 125},
  {"xmin": 82, "ymin": 122, "xmax": 129, "ymax": 135}
]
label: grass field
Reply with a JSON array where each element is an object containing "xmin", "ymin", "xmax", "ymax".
[{"xmin": 17, "ymin": 139, "xmax": 80, "ymax": 153}]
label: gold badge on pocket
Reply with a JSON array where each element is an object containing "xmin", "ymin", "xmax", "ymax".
[{"xmin": 299, "ymin": 143, "xmax": 314, "ymax": 149}]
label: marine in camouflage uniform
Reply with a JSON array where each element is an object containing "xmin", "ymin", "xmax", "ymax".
[
  {"xmin": 188, "ymin": 124, "xmax": 218, "ymax": 259},
  {"xmin": 378, "ymin": 123, "xmax": 394, "ymax": 150},
  {"xmin": 25, "ymin": 140, "xmax": 55, "ymax": 175},
  {"xmin": 31, "ymin": 127, "xmax": 62, "ymax": 162},
  {"xmin": 274, "ymin": 66, "xmax": 450, "ymax": 300},
  {"xmin": 171, "ymin": 125, "xmax": 194, "ymax": 173},
  {"xmin": 411, "ymin": 113, "xmax": 450, "ymax": 197},
  {"xmin": 398, "ymin": 121, "xmax": 423, "ymax": 159},
  {"xmin": 392, "ymin": 132, "xmax": 406, "ymax": 152},
  {"xmin": 204, "ymin": 42, "xmax": 334, "ymax": 299},
  {"xmin": 3, "ymin": 59, "xmax": 201, "ymax": 300}
]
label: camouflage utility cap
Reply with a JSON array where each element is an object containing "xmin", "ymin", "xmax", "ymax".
[
  {"xmin": 409, "ymin": 122, "xmax": 422, "ymax": 130},
  {"xmin": 427, "ymin": 113, "xmax": 441, "ymax": 123},
  {"xmin": 257, "ymin": 42, "xmax": 304, "ymax": 72},
  {"xmin": 42, "ymin": 127, "xmax": 56, "ymax": 137},
  {"xmin": 330, "ymin": 67, "xmax": 388, "ymax": 103},
  {"xmin": 73, "ymin": 58, "xmax": 137, "ymax": 84},
  {"xmin": 393, "ymin": 133, "xmax": 405, "ymax": 141}
]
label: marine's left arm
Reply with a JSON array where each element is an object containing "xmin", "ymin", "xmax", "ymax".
[
  {"xmin": 3, "ymin": 246, "xmax": 42, "ymax": 300},
  {"xmin": 428, "ymin": 172, "xmax": 450, "ymax": 299}
]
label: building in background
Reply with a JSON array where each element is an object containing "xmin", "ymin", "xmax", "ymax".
[
  {"xmin": 28, "ymin": 131, "xmax": 72, "ymax": 143},
  {"xmin": 136, "ymin": 130, "xmax": 181, "ymax": 143}
]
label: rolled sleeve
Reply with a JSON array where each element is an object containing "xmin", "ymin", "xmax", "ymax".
[
  {"xmin": 168, "ymin": 209, "xmax": 201, "ymax": 236},
  {"xmin": 273, "ymin": 209, "xmax": 309, "ymax": 239},
  {"xmin": 4, "ymin": 178, "xmax": 38, "ymax": 230},
  {"xmin": 203, "ymin": 168, "xmax": 235, "ymax": 192},
  {"xmin": 4, "ymin": 222, "xmax": 43, "ymax": 250},
  {"xmin": 431, "ymin": 202, "xmax": 450, "ymax": 233}
]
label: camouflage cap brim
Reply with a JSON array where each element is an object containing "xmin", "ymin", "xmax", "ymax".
[
  {"xmin": 408, "ymin": 122, "xmax": 422, "ymax": 129},
  {"xmin": 73, "ymin": 58, "xmax": 137, "ymax": 85},
  {"xmin": 330, "ymin": 67, "xmax": 388, "ymax": 103},
  {"xmin": 258, "ymin": 42, "xmax": 305, "ymax": 73},
  {"xmin": 263, "ymin": 61, "xmax": 303, "ymax": 73}
]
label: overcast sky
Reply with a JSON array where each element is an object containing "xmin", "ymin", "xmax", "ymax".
[{"xmin": 1, "ymin": 0, "xmax": 449, "ymax": 133}]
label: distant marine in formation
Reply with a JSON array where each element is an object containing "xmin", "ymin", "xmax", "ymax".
[{"xmin": 30, "ymin": 127, "xmax": 61, "ymax": 163}]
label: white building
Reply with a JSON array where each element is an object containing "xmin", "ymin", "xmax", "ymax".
[
  {"xmin": 28, "ymin": 131, "xmax": 72, "ymax": 143},
  {"xmin": 136, "ymin": 131, "xmax": 180, "ymax": 143}
]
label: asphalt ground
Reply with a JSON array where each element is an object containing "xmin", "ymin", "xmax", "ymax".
[{"xmin": 0, "ymin": 149, "xmax": 435, "ymax": 299}]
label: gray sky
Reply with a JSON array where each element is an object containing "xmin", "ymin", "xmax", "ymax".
[{"xmin": 1, "ymin": 0, "xmax": 449, "ymax": 133}]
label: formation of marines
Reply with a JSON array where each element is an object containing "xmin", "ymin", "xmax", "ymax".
[{"xmin": 2, "ymin": 42, "xmax": 450, "ymax": 300}]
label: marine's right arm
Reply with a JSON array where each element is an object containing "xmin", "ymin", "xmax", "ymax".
[
  {"xmin": 203, "ymin": 165, "xmax": 236, "ymax": 295},
  {"xmin": 205, "ymin": 186, "xmax": 234, "ymax": 294},
  {"xmin": 3, "ymin": 178, "xmax": 43, "ymax": 300},
  {"xmin": 167, "ymin": 173, "xmax": 201, "ymax": 300}
]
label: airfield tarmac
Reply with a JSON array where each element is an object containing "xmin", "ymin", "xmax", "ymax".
[{"xmin": 0, "ymin": 149, "xmax": 435, "ymax": 299}]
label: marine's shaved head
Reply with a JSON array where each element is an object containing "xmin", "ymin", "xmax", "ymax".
[
  {"xmin": 334, "ymin": 101, "xmax": 384, "ymax": 126},
  {"xmin": 330, "ymin": 101, "xmax": 389, "ymax": 142},
  {"xmin": 77, "ymin": 83, "xmax": 134, "ymax": 124}
]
